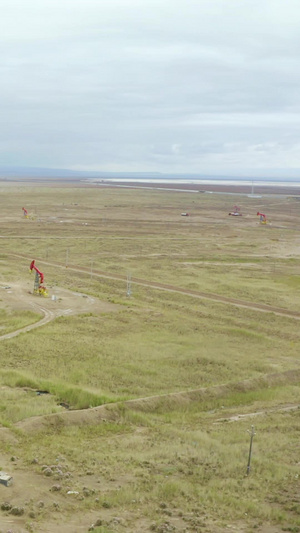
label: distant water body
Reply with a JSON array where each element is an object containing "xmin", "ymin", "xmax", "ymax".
[{"xmin": 98, "ymin": 178, "xmax": 300, "ymax": 188}]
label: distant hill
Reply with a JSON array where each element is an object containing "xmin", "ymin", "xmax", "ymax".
[
  {"xmin": 0, "ymin": 166, "xmax": 163, "ymax": 180},
  {"xmin": 1, "ymin": 165, "xmax": 300, "ymax": 181}
]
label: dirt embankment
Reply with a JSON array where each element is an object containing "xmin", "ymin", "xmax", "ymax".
[{"xmin": 15, "ymin": 368, "xmax": 300, "ymax": 434}]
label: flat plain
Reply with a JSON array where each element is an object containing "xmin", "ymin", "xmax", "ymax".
[{"xmin": 0, "ymin": 179, "xmax": 299, "ymax": 533}]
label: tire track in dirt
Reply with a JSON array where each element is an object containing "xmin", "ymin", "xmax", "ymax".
[
  {"xmin": 0, "ymin": 303, "xmax": 56, "ymax": 341},
  {"xmin": 0, "ymin": 303, "xmax": 74, "ymax": 341},
  {"xmin": 0, "ymin": 291, "xmax": 95, "ymax": 341},
  {"xmin": 8, "ymin": 253, "xmax": 300, "ymax": 320},
  {"xmin": 214, "ymin": 403, "xmax": 300, "ymax": 423}
]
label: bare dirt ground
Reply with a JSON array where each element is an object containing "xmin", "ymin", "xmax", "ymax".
[{"xmin": 0, "ymin": 280, "xmax": 119, "ymax": 341}]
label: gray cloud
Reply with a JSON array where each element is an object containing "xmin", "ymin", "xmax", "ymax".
[{"xmin": 1, "ymin": 0, "xmax": 300, "ymax": 175}]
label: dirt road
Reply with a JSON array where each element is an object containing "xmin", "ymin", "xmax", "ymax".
[{"xmin": 9, "ymin": 253, "xmax": 300, "ymax": 321}]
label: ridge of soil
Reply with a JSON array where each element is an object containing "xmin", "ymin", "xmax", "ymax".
[{"xmin": 14, "ymin": 368, "xmax": 300, "ymax": 434}]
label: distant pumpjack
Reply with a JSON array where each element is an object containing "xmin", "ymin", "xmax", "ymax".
[
  {"xmin": 229, "ymin": 205, "xmax": 242, "ymax": 216},
  {"xmin": 257, "ymin": 212, "xmax": 267, "ymax": 224}
]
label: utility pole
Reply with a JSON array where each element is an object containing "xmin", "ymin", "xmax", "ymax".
[
  {"xmin": 127, "ymin": 273, "xmax": 132, "ymax": 297},
  {"xmin": 246, "ymin": 425, "xmax": 256, "ymax": 475}
]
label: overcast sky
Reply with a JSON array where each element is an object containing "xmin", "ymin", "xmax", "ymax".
[{"xmin": 1, "ymin": 0, "xmax": 300, "ymax": 177}]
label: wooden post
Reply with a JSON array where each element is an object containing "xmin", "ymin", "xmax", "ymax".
[{"xmin": 246, "ymin": 425, "xmax": 256, "ymax": 475}]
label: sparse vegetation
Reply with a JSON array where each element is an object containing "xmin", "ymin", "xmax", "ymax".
[
  {"xmin": 0, "ymin": 308, "xmax": 40, "ymax": 335},
  {"xmin": 0, "ymin": 182, "xmax": 299, "ymax": 532}
]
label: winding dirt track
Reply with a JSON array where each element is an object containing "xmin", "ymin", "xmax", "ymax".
[
  {"xmin": 0, "ymin": 281, "xmax": 108, "ymax": 342},
  {"xmin": 9, "ymin": 253, "xmax": 300, "ymax": 321},
  {"xmin": 0, "ymin": 302, "xmax": 60, "ymax": 341}
]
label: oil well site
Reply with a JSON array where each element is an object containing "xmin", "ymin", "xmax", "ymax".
[{"xmin": 0, "ymin": 178, "xmax": 300, "ymax": 533}]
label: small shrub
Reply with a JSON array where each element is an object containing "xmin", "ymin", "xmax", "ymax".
[
  {"xmin": 10, "ymin": 506, "xmax": 24, "ymax": 516},
  {"xmin": 1, "ymin": 501, "xmax": 12, "ymax": 511}
]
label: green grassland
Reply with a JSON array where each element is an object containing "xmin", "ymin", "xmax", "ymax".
[
  {"xmin": 13, "ymin": 408, "xmax": 300, "ymax": 528},
  {"xmin": 0, "ymin": 182, "xmax": 299, "ymax": 532},
  {"xmin": 0, "ymin": 308, "xmax": 40, "ymax": 336}
]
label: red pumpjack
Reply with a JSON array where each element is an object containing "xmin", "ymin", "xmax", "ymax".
[{"xmin": 29, "ymin": 260, "xmax": 48, "ymax": 296}]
